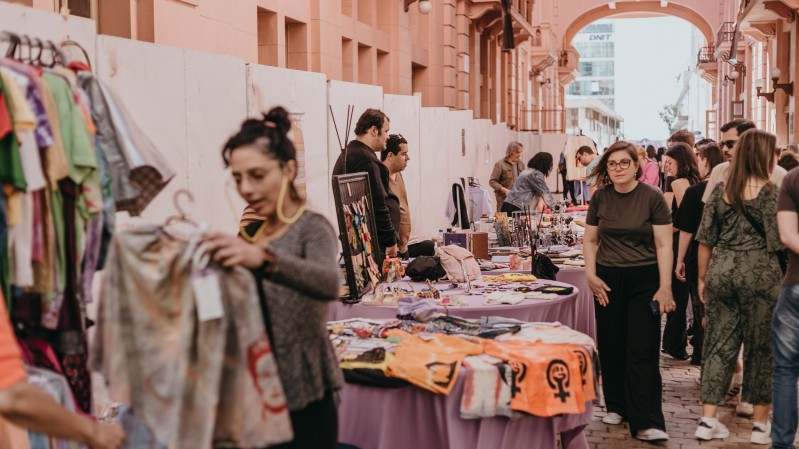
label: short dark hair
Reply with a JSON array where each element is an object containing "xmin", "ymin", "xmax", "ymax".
[
  {"xmin": 778, "ymin": 151, "xmax": 799, "ymax": 172},
  {"xmin": 669, "ymin": 129, "xmax": 695, "ymax": 147},
  {"xmin": 576, "ymin": 145, "xmax": 594, "ymax": 156},
  {"xmin": 720, "ymin": 118, "xmax": 756, "ymax": 136},
  {"xmin": 381, "ymin": 134, "xmax": 408, "ymax": 161},
  {"xmin": 697, "ymin": 142, "xmax": 725, "ymax": 178},
  {"xmin": 694, "ymin": 138, "xmax": 714, "ymax": 149},
  {"xmin": 354, "ymin": 108, "xmax": 389, "ymax": 136},
  {"xmin": 527, "ymin": 152, "xmax": 553, "ymax": 177}
]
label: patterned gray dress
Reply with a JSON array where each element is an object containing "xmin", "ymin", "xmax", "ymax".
[{"xmin": 695, "ymin": 182, "xmax": 783, "ymax": 405}]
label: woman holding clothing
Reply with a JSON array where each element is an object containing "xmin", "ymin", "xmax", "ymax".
[
  {"xmin": 694, "ymin": 129, "xmax": 782, "ymax": 445},
  {"xmin": 584, "ymin": 141, "xmax": 675, "ymax": 442},
  {"xmin": 674, "ymin": 143, "xmax": 725, "ymax": 366},
  {"xmin": 661, "ymin": 143, "xmax": 702, "ymax": 360},
  {"xmin": 203, "ymin": 107, "xmax": 344, "ymax": 449}
]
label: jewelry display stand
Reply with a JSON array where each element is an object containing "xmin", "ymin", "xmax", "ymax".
[{"xmin": 333, "ymin": 173, "xmax": 383, "ymax": 303}]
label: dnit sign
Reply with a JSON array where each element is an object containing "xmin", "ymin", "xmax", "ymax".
[{"xmin": 589, "ymin": 34, "xmax": 611, "ymax": 41}]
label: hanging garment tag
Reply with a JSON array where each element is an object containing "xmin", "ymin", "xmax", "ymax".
[{"xmin": 192, "ymin": 269, "xmax": 224, "ymax": 321}]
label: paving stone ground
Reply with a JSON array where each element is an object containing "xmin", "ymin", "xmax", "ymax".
[{"xmin": 583, "ymin": 348, "xmax": 797, "ymax": 449}]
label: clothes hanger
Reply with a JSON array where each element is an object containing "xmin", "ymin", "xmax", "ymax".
[
  {"xmin": 161, "ymin": 189, "xmax": 203, "ymax": 240},
  {"xmin": 31, "ymin": 38, "xmax": 44, "ymax": 66},
  {"xmin": 0, "ymin": 32, "xmax": 21, "ymax": 59}
]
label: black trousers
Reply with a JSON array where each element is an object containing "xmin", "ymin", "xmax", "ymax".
[
  {"xmin": 595, "ymin": 264, "xmax": 666, "ymax": 434},
  {"xmin": 561, "ymin": 171, "xmax": 576, "ymax": 203},
  {"xmin": 500, "ymin": 202, "xmax": 522, "ymax": 214},
  {"xmin": 270, "ymin": 391, "xmax": 338, "ymax": 449},
  {"xmin": 662, "ymin": 232, "xmax": 690, "ymax": 359}
]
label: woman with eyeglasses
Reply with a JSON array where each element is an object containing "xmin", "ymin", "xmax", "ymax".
[
  {"xmin": 583, "ymin": 141, "xmax": 675, "ymax": 442},
  {"xmin": 674, "ymin": 143, "xmax": 725, "ymax": 367},
  {"xmin": 694, "ymin": 129, "xmax": 782, "ymax": 445},
  {"xmin": 661, "ymin": 142, "xmax": 702, "ymax": 361}
]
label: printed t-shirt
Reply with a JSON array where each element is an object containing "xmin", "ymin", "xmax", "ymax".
[
  {"xmin": 586, "ymin": 182, "xmax": 671, "ymax": 267},
  {"xmin": 778, "ymin": 168, "xmax": 799, "ymax": 285},
  {"xmin": 483, "ymin": 340, "xmax": 595, "ymax": 417},
  {"xmin": 384, "ymin": 330, "xmax": 483, "ymax": 395},
  {"xmin": 0, "ymin": 291, "xmax": 26, "ymax": 389}
]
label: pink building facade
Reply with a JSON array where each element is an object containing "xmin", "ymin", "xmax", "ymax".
[{"xmin": 11, "ymin": 0, "xmax": 799, "ymax": 145}]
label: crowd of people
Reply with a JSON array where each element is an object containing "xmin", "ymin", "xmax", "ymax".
[
  {"xmin": 581, "ymin": 118, "xmax": 799, "ymax": 447},
  {"xmin": 4, "ymin": 102, "xmax": 799, "ymax": 449}
]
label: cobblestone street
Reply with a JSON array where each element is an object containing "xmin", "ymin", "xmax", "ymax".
[{"xmin": 584, "ymin": 354, "xmax": 792, "ymax": 449}]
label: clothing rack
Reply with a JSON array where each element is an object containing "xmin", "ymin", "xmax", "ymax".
[{"xmin": 0, "ymin": 31, "xmax": 65, "ymax": 67}]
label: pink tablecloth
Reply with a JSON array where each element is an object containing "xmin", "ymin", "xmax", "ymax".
[
  {"xmin": 556, "ymin": 267, "xmax": 595, "ymax": 342},
  {"xmin": 329, "ymin": 278, "xmax": 578, "ymax": 328},
  {"xmin": 339, "ymin": 366, "xmax": 592, "ymax": 449},
  {"xmin": 478, "ymin": 266, "xmax": 595, "ymax": 342}
]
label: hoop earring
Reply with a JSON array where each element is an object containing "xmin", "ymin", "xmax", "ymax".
[{"xmin": 277, "ymin": 176, "xmax": 306, "ymax": 224}]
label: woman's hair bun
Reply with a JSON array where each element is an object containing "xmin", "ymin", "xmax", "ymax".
[{"xmin": 263, "ymin": 106, "xmax": 291, "ymax": 138}]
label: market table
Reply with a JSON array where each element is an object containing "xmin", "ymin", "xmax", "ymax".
[
  {"xmin": 329, "ymin": 278, "xmax": 578, "ymax": 328},
  {"xmin": 481, "ymin": 266, "xmax": 595, "ymax": 342},
  {"xmin": 338, "ymin": 357, "xmax": 592, "ymax": 449}
]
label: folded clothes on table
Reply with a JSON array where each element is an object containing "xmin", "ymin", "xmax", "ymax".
[{"xmin": 484, "ymin": 292, "xmax": 526, "ymax": 305}]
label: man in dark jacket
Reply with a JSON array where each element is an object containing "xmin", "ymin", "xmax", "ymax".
[{"xmin": 333, "ymin": 108, "xmax": 400, "ymax": 258}]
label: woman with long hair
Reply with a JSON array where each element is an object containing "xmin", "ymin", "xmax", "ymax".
[
  {"xmin": 694, "ymin": 129, "xmax": 782, "ymax": 445},
  {"xmin": 501, "ymin": 152, "xmax": 556, "ymax": 213},
  {"xmin": 637, "ymin": 145, "xmax": 660, "ymax": 186},
  {"xmin": 203, "ymin": 107, "xmax": 344, "ymax": 449},
  {"xmin": 674, "ymin": 143, "xmax": 725, "ymax": 366},
  {"xmin": 661, "ymin": 143, "xmax": 702, "ymax": 360},
  {"xmin": 583, "ymin": 141, "xmax": 675, "ymax": 442}
]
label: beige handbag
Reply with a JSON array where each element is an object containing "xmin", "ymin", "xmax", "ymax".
[{"xmin": 437, "ymin": 244, "xmax": 481, "ymax": 282}]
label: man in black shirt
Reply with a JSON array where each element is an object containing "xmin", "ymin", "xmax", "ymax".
[{"xmin": 333, "ymin": 108, "xmax": 400, "ymax": 258}]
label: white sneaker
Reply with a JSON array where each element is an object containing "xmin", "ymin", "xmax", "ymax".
[
  {"xmin": 736, "ymin": 401, "xmax": 754, "ymax": 417},
  {"xmin": 636, "ymin": 428, "xmax": 669, "ymax": 442},
  {"xmin": 751, "ymin": 422, "xmax": 772, "ymax": 445},
  {"xmin": 695, "ymin": 418, "xmax": 730, "ymax": 440},
  {"xmin": 601, "ymin": 412, "xmax": 622, "ymax": 425}
]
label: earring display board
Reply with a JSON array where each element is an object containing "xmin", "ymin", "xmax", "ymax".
[{"xmin": 333, "ymin": 173, "xmax": 383, "ymax": 303}]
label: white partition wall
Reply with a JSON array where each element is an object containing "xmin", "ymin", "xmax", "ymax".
[
  {"xmin": 183, "ymin": 50, "xmax": 248, "ymax": 231},
  {"xmin": 418, "ymin": 107, "xmax": 451, "ymax": 237},
  {"xmin": 247, "ymin": 65, "xmax": 330, "ymax": 220}
]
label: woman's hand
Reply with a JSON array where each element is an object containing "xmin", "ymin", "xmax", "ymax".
[
  {"xmin": 675, "ymin": 262, "xmax": 686, "ymax": 282},
  {"xmin": 653, "ymin": 287, "xmax": 676, "ymax": 315},
  {"xmin": 587, "ymin": 274, "xmax": 612, "ymax": 306},
  {"xmin": 88, "ymin": 422, "xmax": 126, "ymax": 449},
  {"xmin": 203, "ymin": 232, "xmax": 267, "ymax": 269},
  {"xmin": 698, "ymin": 278, "xmax": 706, "ymax": 305}
]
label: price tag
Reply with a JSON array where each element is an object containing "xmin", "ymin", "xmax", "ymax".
[{"xmin": 192, "ymin": 269, "xmax": 224, "ymax": 321}]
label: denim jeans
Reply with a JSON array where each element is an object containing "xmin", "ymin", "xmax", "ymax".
[{"xmin": 772, "ymin": 285, "xmax": 799, "ymax": 448}]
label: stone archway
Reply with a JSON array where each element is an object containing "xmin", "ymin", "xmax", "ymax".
[{"xmin": 560, "ymin": 1, "xmax": 719, "ymax": 48}]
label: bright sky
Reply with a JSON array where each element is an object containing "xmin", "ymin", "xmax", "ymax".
[{"xmin": 612, "ymin": 16, "xmax": 694, "ymax": 140}]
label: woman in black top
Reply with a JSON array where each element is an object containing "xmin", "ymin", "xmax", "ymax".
[
  {"xmin": 674, "ymin": 143, "xmax": 724, "ymax": 365},
  {"xmin": 583, "ymin": 141, "xmax": 675, "ymax": 442},
  {"xmin": 661, "ymin": 143, "xmax": 702, "ymax": 360}
]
